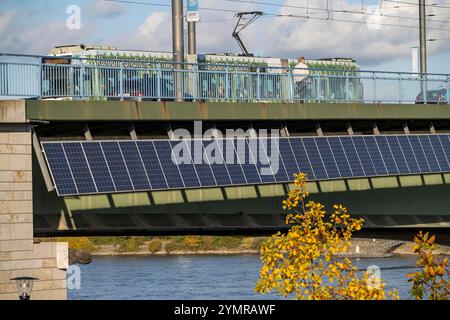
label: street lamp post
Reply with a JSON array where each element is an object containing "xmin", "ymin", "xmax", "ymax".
[{"xmin": 11, "ymin": 277, "xmax": 38, "ymax": 300}]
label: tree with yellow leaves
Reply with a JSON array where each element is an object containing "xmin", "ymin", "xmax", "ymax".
[
  {"xmin": 255, "ymin": 173, "xmax": 398, "ymax": 300},
  {"xmin": 408, "ymin": 231, "xmax": 449, "ymax": 300}
]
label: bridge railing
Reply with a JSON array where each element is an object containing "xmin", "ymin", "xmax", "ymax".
[{"xmin": 0, "ymin": 54, "xmax": 449, "ymax": 104}]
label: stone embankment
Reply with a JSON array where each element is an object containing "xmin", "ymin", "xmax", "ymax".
[{"xmin": 82, "ymin": 238, "xmax": 450, "ymax": 259}]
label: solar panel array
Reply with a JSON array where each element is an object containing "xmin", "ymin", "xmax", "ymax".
[{"xmin": 41, "ymin": 134, "xmax": 450, "ymax": 196}]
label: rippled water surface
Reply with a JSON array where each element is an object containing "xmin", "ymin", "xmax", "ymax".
[{"xmin": 68, "ymin": 255, "xmax": 418, "ymax": 300}]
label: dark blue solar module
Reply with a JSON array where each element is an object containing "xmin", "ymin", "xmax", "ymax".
[
  {"xmin": 288, "ymin": 138, "xmax": 315, "ymax": 179},
  {"xmin": 137, "ymin": 141, "xmax": 168, "ymax": 189},
  {"xmin": 352, "ymin": 136, "xmax": 376, "ymax": 177},
  {"xmin": 82, "ymin": 142, "xmax": 116, "ymax": 193},
  {"xmin": 203, "ymin": 140, "xmax": 232, "ymax": 186},
  {"xmin": 363, "ymin": 136, "xmax": 388, "ymax": 176},
  {"xmin": 42, "ymin": 134, "xmax": 450, "ymax": 196},
  {"xmin": 386, "ymin": 136, "xmax": 410, "ymax": 174},
  {"xmin": 190, "ymin": 140, "xmax": 217, "ymax": 187},
  {"xmin": 397, "ymin": 136, "xmax": 420, "ymax": 174},
  {"xmin": 340, "ymin": 136, "xmax": 365, "ymax": 177},
  {"xmin": 438, "ymin": 135, "xmax": 450, "ymax": 165},
  {"xmin": 315, "ymin": 138, "xmax": 340, "ymax": 179},
  {"xmin": 118, "ymin": 141, "xmax": 151, "ymax": 190},
  {"xmin": 222, "ymin": 139, "xmax": 247, "ymax": 185},
  {"xmin": 101, "ymin": 142, "xmax": 134, "ymax": 192},
  {"xmin": 270, "ymin": 138, "xmax": 290, "ymax": 183},
  {"xmin": 406, "ymin": 135, "xmax": 430, "ymax": 173},
  {"xmin": 254, "ymin": 139, "xmax": 276, "ymax": 184},
  {"xmin": 277, "ymin": 138, "xmax": 300, "ymax": 181},
  {"xmin": 137, "ymin": 141, "xmax": 168, "ymax": 190},
  {"xmin": 418, "ymin": 135, "xmax": 441, "ymax": 172},
  {"xmin": 374, "ymin": 136, "xmax": 398, "ymax": 175},
  {"xmin": 428, "ymin": 135, "xmax": 450, "ymax": 172},
  {"xmin": 302, "ymin": 138, "xmax": 328, "ymax": 179},
  {"xmin": 152, "ymin": 140, "xmax": 185, "ymax": 189},
  {"xmin": 238, "ymin": 139, "xmax": 261, "ymax": 184},
  {"xmin": 328, "ymin": 137, "xmax": 353, "ymax": 177},
  {"xmin": 43, "ymin": 143, "xmax": 78, "ymax": 195},
  {"xmin": 171, "ymin": 140, "xmax": 201, "ymax": 188},
  {"xmin": 62, "ymin": 143, "xmax": 97, "ymax": 194}
]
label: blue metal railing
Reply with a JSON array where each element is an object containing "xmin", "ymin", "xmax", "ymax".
[{"xmin": 0, "ymin": 53, "xmax": 449, "ymax": 104}]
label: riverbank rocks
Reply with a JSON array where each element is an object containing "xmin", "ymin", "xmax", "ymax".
[{"xmin": 69, "ymin": 249, "xmax": 92, "ymax": 265}]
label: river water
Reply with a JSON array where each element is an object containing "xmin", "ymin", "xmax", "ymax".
[{"xmin": 68, "ymin": 255, "xmax": 418, "ymax": 300}]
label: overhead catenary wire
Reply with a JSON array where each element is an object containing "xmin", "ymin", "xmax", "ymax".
[
  {"xmin": 104, "ymin": 0, "xmax": 450, "ymax": 31},
  {"xmin": 383, "ymin": 0, "xmax": 450, "ymax": 9},
  {"xmin": 225, "ymin": 0, "xmax": 450, "ymax": 24}
]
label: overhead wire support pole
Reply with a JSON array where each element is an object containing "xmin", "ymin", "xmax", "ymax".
[
  {"xmin": 419, "ymin": 0, "xmax": 427, "ymax": 74},
  {"xmin": 172, "ymin": 0, "xmax": 184, "ymax": 102},
  {"xmin": 188, "ymin": 22, "xmax": 197, "ymax": 55},
  {"xmin": 419, "ymin": 0, "xmax": 427, "ymax": 103}
]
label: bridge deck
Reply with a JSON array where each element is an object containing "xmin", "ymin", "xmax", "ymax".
[{"xmin": 25, "ymin": 100, "xmax": 450, "ymax": 121}]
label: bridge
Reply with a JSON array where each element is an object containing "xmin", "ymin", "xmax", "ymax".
[
  {"xmin": 0, "ymin": 54, "xmax": 449, "ymax": 240},
  {"xmin": 1, "ymin": 53, "xmax": 450, "ymax": 299},
  {"xmin": 0, "ymin": 53, "xmax": 449, "ymax": 235}
]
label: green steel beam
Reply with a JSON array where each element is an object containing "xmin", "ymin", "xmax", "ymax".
[{"xmin": 26, "ymin": 100, "xmax": 450, "ymax": 122}]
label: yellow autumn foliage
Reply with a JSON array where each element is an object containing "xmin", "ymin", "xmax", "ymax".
[
  {"xmin": 408, "ymin": 231, "xmax": 450, "ymax": 300},
  {"xmin": 255, "ymin": 173, "xmax": 399, "ymax": 300}
]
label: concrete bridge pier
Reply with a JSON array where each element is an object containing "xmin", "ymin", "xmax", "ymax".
[{"xmin": 0, "ymin": 101, "xmax": 67, "ymax": 300}]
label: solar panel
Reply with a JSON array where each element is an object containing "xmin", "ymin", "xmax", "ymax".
[
  {"xmin": 418, "ymin": 135, "xmax": 441, "ymax": 171},
  {"xmin": 277, "ymin": 138, "xmax": 300, "ymax": 180},
  {"xmin": 406, "ymin": 135, "xmax": 430, "ymax": 173},
  {"xmin": 271, "ymin": 138, "xmax": 290, "ymax": 183},
  {"xmin": 363, "ymin": 136, "xmax": 388, "ymax": 176},
  {"xmin": 153, "ymin": 140, "xmax": 185, "ymax": 189},
  {"xmin": 62, "ymin": 142, "xmax": 97, "ymax": 194},
  {"xmin": 43, "ymin": 143, "xmax": 78, "ymax": 195},
  {"xmin": 340, "ymin": 136, "xmax": 365, "ymax": 177},
  {"xmin": 191, "ymin": 140, "xmax": 217, "ymax": 187},
  {"xmin": 240, "ymin": 139, "xmax": 262, "ymax": 184},
  {"xmin": 172, "ymin": 140, "xmax": 201, "ymax": 188},
  {"xmin": 118, "ymin": 141, "xmax": 151, "ymax": 190},
  {"xmin": 203, "ymin": 140, "xmax": 231, "ymax": 186},
  {"xmin": 288, "ymin": 138, "xmax": 315, "ymax": 180},
  {"xmin": 222, "ymin": 139, "xmax": 247, "ymax": 185},
  {"xmin": 386, "ymin": 136, "xmax": 410, "ymax": 174},
  {"xmin": 302, "ymin": 138, "xmax": 328, "ymax": 179},
  {"xmin": 429, "ymin": 135, "xmax": 450, "ymax": 172},
  {"xmin": 397, "ymin": 136, "xmax": 420, "ymax": 174},
  {"xmin": 328, "ymin": 137, "xmax": 353, "ymax": 177},
  {"xmin": 374, "ymin": 136, "xmax": 399, "ymax": 175},
  {"xmin": 101, "ymin": 141, "xmax": 134, "ymax": 192},
  {"xmin": 352, "ymin": 136, "xmax": 377, "ymax": 177},
  {"xmin": 315, "ymin": 137, "xmax": 340, "ymax": 179},
  {"xmin": 41, "ymin": 134, "xmax": 450, "ymax": 196},
  {"xmin": 82, "ymin": 142, "xmax": 116, "ymax": 193},
  {"xmin": 136, "ymin": 141, "xmax": 168, "ymax": 190},
  {"xmin": 254, "ymin": 139, "xmax": 276, "ymax": 184}
]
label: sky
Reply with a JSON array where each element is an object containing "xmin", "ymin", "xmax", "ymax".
[{"xmin": 0, "ymin": 0, "xmax": 449, "ymax": 72}]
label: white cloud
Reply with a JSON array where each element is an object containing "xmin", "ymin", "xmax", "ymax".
[
  {"xmin": 87, "ymin": 0, "xmax": 127, "ymax": 18},
  {"xmin": 0, "ymin": 16, "xmax": 94, "ymax": 54},
  {"xmin": 110, "ymin": 0, "xmax": 450, "ymax": 66},
  {"xmin": 0, "ymin": 10, "xmax": 17, "ymax": 34},
  {"xmin": 112, "ymin": 11, "xmax": 173, "ymax": 51},
  {"xmin": 0, "ymin": 0, "xmax": 448, "ymax": 68}
]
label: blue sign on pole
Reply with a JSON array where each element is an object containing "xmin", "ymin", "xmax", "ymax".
[
  {"xmin": 187, "ymin": 0, "xmax": 198, "ymax": 12},
  {"xmin": 187, "ymin": 0, "xmax": 200, "ymax": 22}
]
